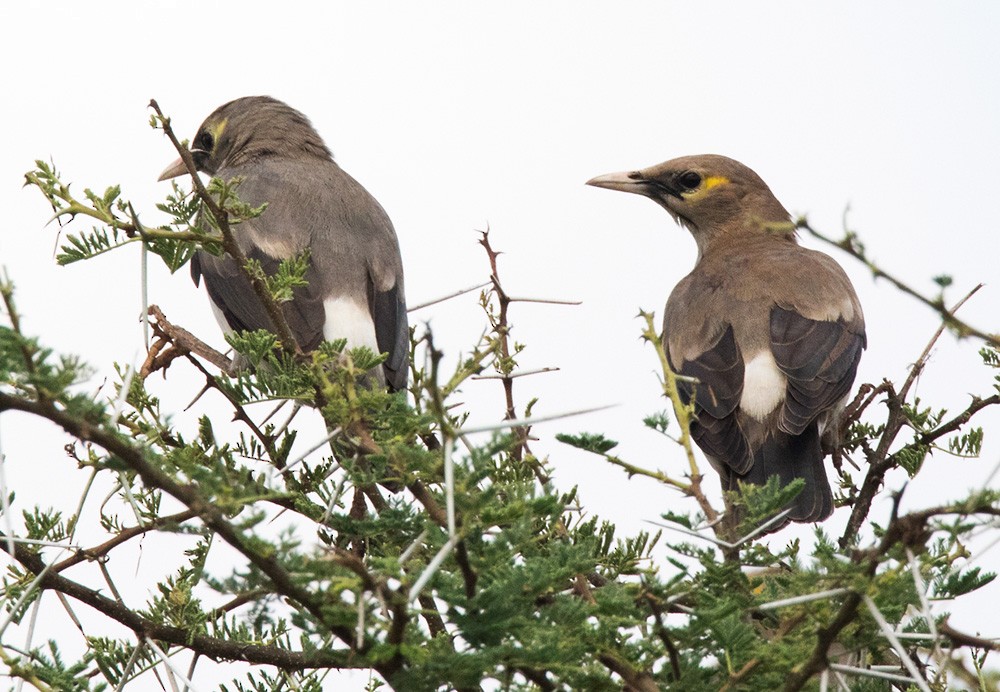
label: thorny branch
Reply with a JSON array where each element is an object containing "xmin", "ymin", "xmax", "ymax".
[
  {"xmin": 784, "ymin": 501, "xmax": 1000, "ymax": 691},
  {"xmin": 479, "ymin": 230, "xmax": 530, "ymax": 461},
  {"xmin": 639, "ymin": 312, "xmax": 722, "ymax": 531},
  {"xmin": 839, "ymin": 280, "xmax": 995, "ymax": 548},
  {"xmin": 798, "ymin": 219, "xmax": 1000, "ymax": 349},
  {"xmin": 0, "ymin": 392, "xmax": 376, "ymax": 665},
  {"xmin": 1, "ymin": 536, "xmax": 356, "ymax": 670},
  {"xmin": 141, "ymin": 304, "xmax": 234, "ymax": 377}
]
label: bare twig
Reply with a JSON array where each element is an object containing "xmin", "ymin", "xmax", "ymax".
[
  {"xmin": 408, "ymin": 281, "xmax": 491, "ymax": 312},
  {"xmin": 142, "ymin": 305, "xmax": 234, "ymax": 377},
  {"xmin": 841, "ymin": 285, "xmax": 992, "ymax": 548},
  {"xmin": 798, "ymin": 219, "xmax": 1000, "ymax": 349}
]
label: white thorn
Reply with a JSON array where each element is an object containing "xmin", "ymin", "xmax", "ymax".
[
  {"xmin": 756, "ymin": 588, "xmax": 851, "ymax": 611},
  {"xmin": 459, "ymin": 404, "xmax": 617, "ymax": 435},
  {"xmin": 861, "ymin": 594, "xmax": 932, "ymax": 692},
  {"xmin": 409, "ymin": 535, "xmax": 460, "ymax": 603},
  {"xmin": 444, "ymin": 437, "xmax": 456, "ymax": 538}
]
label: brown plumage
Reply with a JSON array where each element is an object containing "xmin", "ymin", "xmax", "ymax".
[
  {"xmin": 159, "ymin": 96, "xmax": 408, "ymax": 391},
  {"xmin": 588, "ymin": 155, "xmax": 866, "ymax": 524}
]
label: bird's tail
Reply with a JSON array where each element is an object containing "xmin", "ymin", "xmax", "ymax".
[{"xmin": 730, "ymin": 424, "xmax": 834, "ymax": 524}]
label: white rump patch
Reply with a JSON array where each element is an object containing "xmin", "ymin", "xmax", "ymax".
[
  {"xmin": 323, "ymin": 296, "xmax": 378, "ymax": 351},
  {"xmin": 740, "ymin": 351, "xmax": 785, "ymax": 420}
]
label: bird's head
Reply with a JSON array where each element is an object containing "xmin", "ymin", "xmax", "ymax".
[
  {"xmin": 587, "ymin": 154, "xmax": 794, "ymax": 253},
  {"xmin": 158, "ymin": 96, "xmax": 332, "ymax": 181}
]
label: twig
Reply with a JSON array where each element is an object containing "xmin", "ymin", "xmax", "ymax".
[
  {"xmin": 142, "ymin": 305, "xmax": 234, "ymax": 377},
  {"xmin": 798, "ymin": 219, "xmax": 999, "ymax": 349},
  {"xmin": 639, "ymin": 311, "xmax": 721, "ymax": 530},
  {"xmin": 938, "ymin": 619, "xmax": 1000, "ymax": 651},
  {"xmin": 840, "ymin": 285, "xmax": 989, "ymax": 548},
  {"xmin": 479, "ymin": 230, "xmax": 528, "ymax": 460},
  {"xmin": 407, "ymin": 281, "xmax": 491, "ymax": 312}
]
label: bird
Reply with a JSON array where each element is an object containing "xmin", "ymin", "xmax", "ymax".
[
  {"xmin": 158, "ymin": 96, "xmax": 408, "ymax": 391},
  {"xmin": 587, "ymin": 154, "xmax": 866, "ymax": 524}
]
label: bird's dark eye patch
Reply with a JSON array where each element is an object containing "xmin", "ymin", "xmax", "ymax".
[
  {"xmin": 196, "ymin": 130, "xmax": 214, "ymax": 151},
  {"xmin": 677, "ymin": 171, "xmax": 702, "ymax": 191},
  {"xmin": 191, "ymin": 149, "xmax": 209, "ymax": 170}
]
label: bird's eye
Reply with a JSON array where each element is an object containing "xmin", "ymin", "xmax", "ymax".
[
  {"xmin": 196, "ymin": 131, "xmax": 214, "ymax": 151},
  {"xmin": 677, "ymin": 171, "xmax": 702, "ymax": 191}
]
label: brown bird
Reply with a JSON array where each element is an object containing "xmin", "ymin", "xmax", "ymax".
[
  {"xmin": 587, "ymin": 154, "xmax": 866, "ymax": 524},
  {"xmin": 159, "ymin": 96, "xmax": 408, "ymax": 390}
]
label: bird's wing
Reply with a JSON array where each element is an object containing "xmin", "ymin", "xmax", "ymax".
[
  {"xmin": 290, "ymin": 162, "xmax": 409, "ymax": 390},
  {"xmin": 769, "ymin": 306, "xmax": 866, "ymax": 435},
  {"xmin": 668, "ymin": 324, "xmax": 753, "ymax": 475},
  {"xmin": 198, "ymin": 158, "xmax": 408, "ymax": 387},
  {"xmin": 191, "ymin": 246, "xmax": 327, "ymax": 350},
  {"xmin": 368, "ymin": 270, "xmax": 409, "ymax": 392}
]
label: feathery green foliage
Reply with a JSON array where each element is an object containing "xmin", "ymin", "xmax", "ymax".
[{"xmin": 3, "ymin": 110, "xmax": 1000, "ymax": 692}]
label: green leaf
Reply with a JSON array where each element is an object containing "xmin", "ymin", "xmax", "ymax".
[{"xmin": 555, "ymin": 432, "xmax": 618, "ymax": 454}]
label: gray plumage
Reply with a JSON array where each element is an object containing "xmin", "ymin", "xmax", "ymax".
[
  {"xmin": 587, "ymin": 154, "xmax": 866, "ymax": 524},
  {"xmin": 159, "ymin": 96, "xmax": 408, "ymax": 391}
]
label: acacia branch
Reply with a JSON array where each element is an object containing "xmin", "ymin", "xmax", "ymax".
[
  {"xmin": 597, "ymin": 652, "xmax": 659, "ymax": 692},
  {"xmin": 479, "ymin": 230, "xmax": 530, "ymax": 461},
  {"xmin": 142, "ymin": 304, "xmax": 234, "ymax": 376},
  {"xmin": 639, "ymin": 312, "xmax": 722, "ymax": 532},
  {"xmin": 52, "ymin": 508, "xmax": 199, "ymax": 573},
  {"xmin": 3, "ymin": 538, "xmax": 356, "ymax": 670},
  {"xmin": 0, "ymin": 392, "xmax": 370, "ymax": 662},
  {"xmin": 786, "ymin": 501, "xmax": 1000, "ymax": 690},
  {"xmin": 840, "ymin": 285, "xmax": 993, "ymax": 548},
  {"xmin": 938, "ymin": 619, "xmax": 1000, "ymax": 651},
  {"xmin": 798, "ymin": 220, "xmax": 1000, "ymax": 349}
]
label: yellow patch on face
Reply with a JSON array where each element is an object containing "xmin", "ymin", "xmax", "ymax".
[
  {"xmin": 680, "ymin": 174, "xmax": 730, "ymax": 201},
  {"xmin": 210, "ymin": 118, "xmax": 228, "ymax": 143}
]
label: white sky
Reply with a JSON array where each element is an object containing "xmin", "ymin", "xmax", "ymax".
[{"xmin": 2, "ymin": 3, "xmax": 1000, "ymax": 689}]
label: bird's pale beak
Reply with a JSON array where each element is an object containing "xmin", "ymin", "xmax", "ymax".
[
  {"xmin": 585, "ymin": 171, "xmax": 648, "ymax": 194},
  {"xmin": 157, "ymin": 156, "xmax": 189, "ymax": 182}
]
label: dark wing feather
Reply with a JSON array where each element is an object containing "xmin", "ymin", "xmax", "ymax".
[
  {"xmin": 669, "ymin": 325, "xmax": 752, "ymax": 474},
  {"xmin": 194, "ymin": 157, "xmax": 407, "ymax": 389},
  {"xmin": 193, "ymin": 247, "xmax": 326, "ymax": 351},
  {"xmin": 770, "ymin": 306, "xmax": 866, "ymax": 435},
  {"xmin": 368, "ymin": 271, "xmax": 409, "ymax": 392}
]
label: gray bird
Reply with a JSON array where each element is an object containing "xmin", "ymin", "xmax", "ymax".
[
  {"xmin": 159, "ymin": 96, "xmax": 408, "ymax": 391},
  {"xmin": 587, "ymin": 155, "xmax": 866, "ymax": 523}
]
